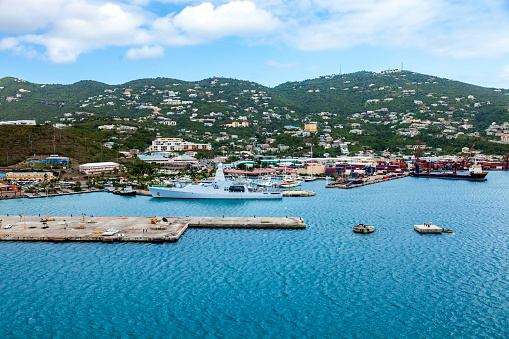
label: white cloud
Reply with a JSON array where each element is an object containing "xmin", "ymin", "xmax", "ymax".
[
  {"xmin": 0, "ymin": 37, "xmax": 38, "ymax": 58},
  {"xmin": 0, "ymin": 1, "xmax": 151, "ymax": 63},
  {"xmin": 1, "ymin": 0, "xmax": 509, "ymax": 64},
  {"xmin": 126, "ymin": 45, "xmax": 164, "ymax": 60},
  {"xmin": 288, "ymin": 0, "xmax": 509, "ymax": 60},
  {"xmin": 172, "ymin": 1, "xmax": 281, "ymax": 40},
  {"xmin": 0, "ymin": 0, "xmax": 280, "ymax": 62},
  {"xmin": 266, "ymin": 60, "xmax": 300, "ymax": 68},
  {"xmin": 501, "ymin": 65, "xmax": 509, "ymax": 82},
  {"xmin": 294, "ymin": 0, "xmax": 442, "ymax": 50},
  {"xmin": 0, "ymin": 0, "xmax": 62, "ymax": 34}
]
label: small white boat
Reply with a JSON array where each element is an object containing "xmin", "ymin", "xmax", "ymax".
[
  {"xmin": 277, "ymin": 175, "xmax": 302, "ymax": 188},
  {"xmin": 278, "ymin": 180, "xmax": 302, "ymax": 188},
  {"xmin": 256, "ymin": 177, "xmax": 278, "ymax": 187},
  {"xmin": 303, "ymin": 176, "xmax": 317, "ymax": 182}
]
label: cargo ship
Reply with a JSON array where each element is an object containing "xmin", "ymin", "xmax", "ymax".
[{"xmin": 411, "ymin": 163, "xmax": 488, "ymax": 181}]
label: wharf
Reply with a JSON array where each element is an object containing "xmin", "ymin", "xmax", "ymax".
[
  {"xmin": 283, "ymin": 190, "xmax": 315, "ymax": 197},
  {"xmin": 414, "ymin": 224, "xmax": 442, "ymax": 234},
  {"xmin": 326, "ymin": 172, "xmax": 410, "ymax": 189},
  {"xmin": 0, "ymin": 188, "xmax": 104, "ymax": 200},
  {"xmin": 0, "ymin": 215, "xmax": 305, "ymax": 243}
]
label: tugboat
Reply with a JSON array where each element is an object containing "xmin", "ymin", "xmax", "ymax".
[{"xmin": 353, "ymin": 223, "xmax": 375, "ymax": 234}]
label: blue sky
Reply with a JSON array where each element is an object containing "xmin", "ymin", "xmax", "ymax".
[{"xmin": 1, "ymin": 0, "xmax": 509, "ymax": 88}]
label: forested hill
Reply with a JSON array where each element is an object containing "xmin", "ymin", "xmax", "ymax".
[
  {"xmin": 1, "ymin": 72, "xmax": 508, "ymax": 125},
  {"xmin": 0, "ymin": 124, "xmax": 121, "ymax": 167},
  {"xmin": 272, "ymin": 71, "xmax": 509, "ymax": 129},
  {"xmin": 1, "ymin": 71, "xmax": 509, "ymax": 156}
]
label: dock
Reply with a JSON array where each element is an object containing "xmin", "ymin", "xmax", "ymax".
[
  {"xmin": 0, "ymin": 215, "xmax": 306, "ymax": 243},
  {"xmin": 283, "ymin": 190, "xmax": 315, "ymax": 197},
  {"xmin": 414, "ymin": 224, "xmax": 442, "ymax": 234},
  {"xmin": 326, "ymin": 173, "xmax": 410, "ymax": 189}
]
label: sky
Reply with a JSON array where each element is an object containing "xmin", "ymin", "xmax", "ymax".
[{"xmin": 1, "ymin": 0, "xmax": 509, "ymax": 88}]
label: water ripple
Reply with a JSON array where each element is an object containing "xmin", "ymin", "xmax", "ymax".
[{"xmin": 1, "ymin": 173, "xmax": 509, "ymax": 337}]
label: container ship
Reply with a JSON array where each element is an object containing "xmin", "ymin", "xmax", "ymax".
[{"xmin": 411, "ymin": 163, "xmax": 488, "ymax": 181}]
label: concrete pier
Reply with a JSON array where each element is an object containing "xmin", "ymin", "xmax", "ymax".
[
  {"xmin": 414, "ymin": 224, "xmax": 443, "ymax": 234},
  {"xmin": 326, "ymin": 173, "xmax": 410, "ymax": 189},
  {"xmin": 282, "ymin": 190, "xmax": 316, "ymax": 197},
  {"xmin": 0, "ymin": 215, "xmax": 305, "ymax": 243}
]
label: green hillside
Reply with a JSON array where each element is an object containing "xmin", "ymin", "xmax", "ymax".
[
  {"xmin": 1, "ymin": 71, "xmax": 509, "ymax": 156},
  {"xmin": 0, "ymin": 124, "xmax": 121, "ymax": 167}
]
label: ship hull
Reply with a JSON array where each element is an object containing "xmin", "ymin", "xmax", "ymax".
[
  {"xmin": 148, "ymin": 186, "xmax": 283, "ymax": 199},
  {"xmin": 411, "ymin": 172, "xmax": 488, "ymax": 181}
]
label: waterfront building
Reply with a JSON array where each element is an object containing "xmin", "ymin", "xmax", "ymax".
[
  {"xmin": 5, "ymin": 172, "xmax": 54, "ymax": 181},
  {"xmin": 79, "ymin": 162, "xmax": 120, "ymax": 175}
]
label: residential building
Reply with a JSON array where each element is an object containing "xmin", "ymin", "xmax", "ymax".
[
  {"xmin": 149, "ymin": 138, "xmax": 212, "ymax": 152},
  {"xmin": 304, "ymin": 123, "xmax": 317, "ymax": 132},
  {"xmin": 226, "ymin": 121, "xmax": 249, "ymax": 128}
]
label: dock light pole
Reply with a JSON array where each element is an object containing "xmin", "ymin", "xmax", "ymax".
[
  {"xmin": 46, "ymin": 187, "xmax": 49, "ymax": 218},
  {"xmin": 22, "ymin": 195, "xmax": 26, "ymax": 229}
]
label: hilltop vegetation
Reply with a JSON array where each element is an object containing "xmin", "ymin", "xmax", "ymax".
[
  {"xmin": 1, "ymin": 71, "xmax": 509, "ymax": 159},
  {"xmin": 0, "ymin": 124, "xmax": 121, "ymax": 167}
]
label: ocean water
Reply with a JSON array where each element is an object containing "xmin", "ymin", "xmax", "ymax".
[{"xmin": 1, "ymin": 173, "xmax": 509, "ymax": 338}]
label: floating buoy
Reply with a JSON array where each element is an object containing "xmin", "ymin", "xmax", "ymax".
[{"xmin": 353, "ymin": 224, "xmax": 375, "ymax": 234}]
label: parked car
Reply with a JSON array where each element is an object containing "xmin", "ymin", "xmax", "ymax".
[{"xmin": 3, "ymin": 224, "xmax": 12, "ymax": 229}]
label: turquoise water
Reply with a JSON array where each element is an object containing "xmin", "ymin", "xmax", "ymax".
[{"xmin": 1, "ymin": 173, "xmax": 509, "ymax": 338}]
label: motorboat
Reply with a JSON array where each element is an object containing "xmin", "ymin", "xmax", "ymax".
[
  {"xmin": 113, "ymin": 186, "xmax": 136, "ymax": 196},
  {"xmin": 277, "ymin": 180, "xmax": 302, "ymax": 188},
  {"xmin": 256, "ymin": 177, "xmax": 278, "ymax": 187},
  {"xmin": 148, "ymin": 163, "xmax": 283, "ymax": 199}
]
